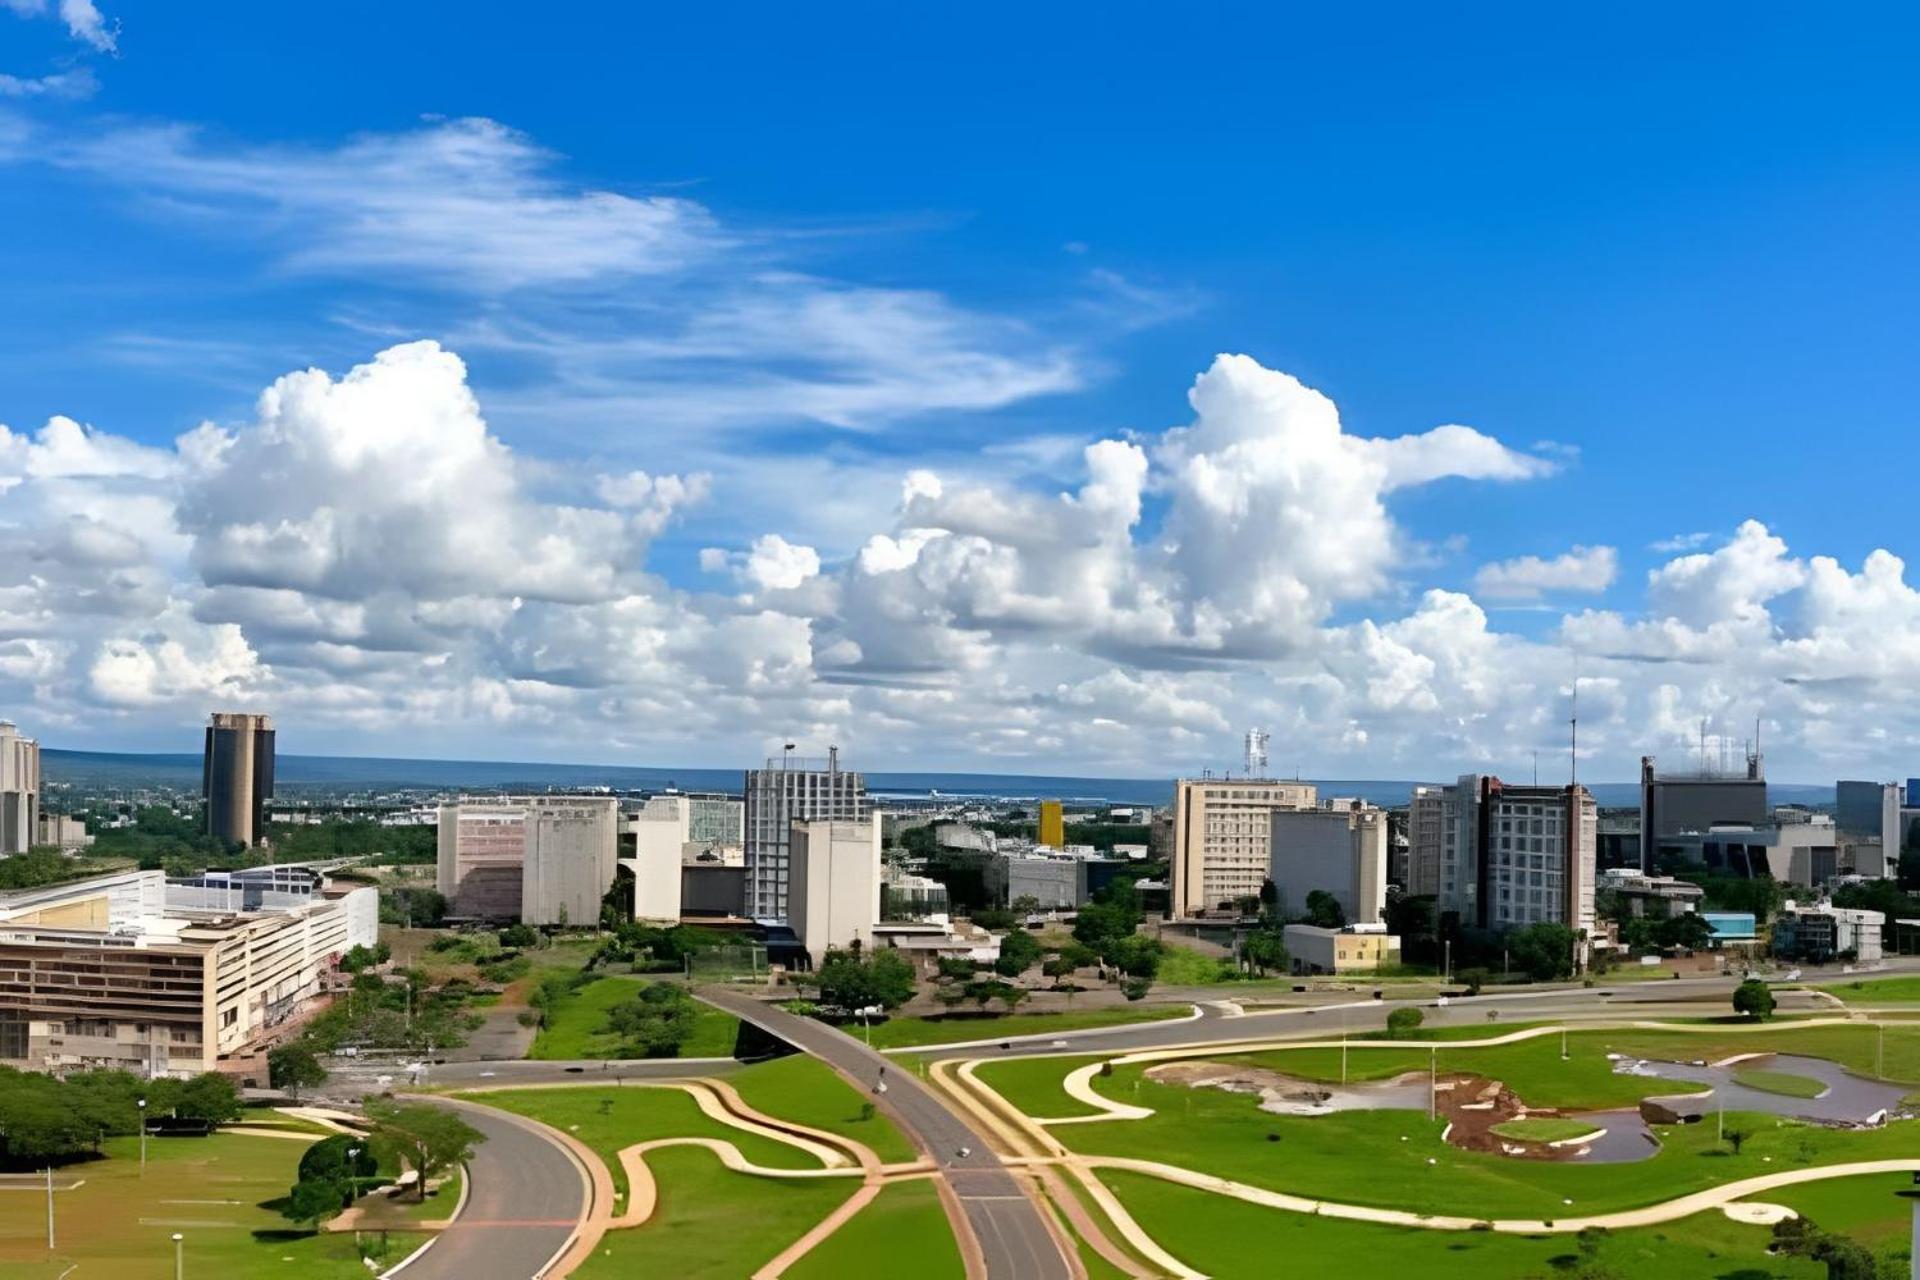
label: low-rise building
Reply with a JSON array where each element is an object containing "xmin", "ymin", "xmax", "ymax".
[
  {"xmin": 1596, "ymin": 868, "xmax": 1705, "ymax": 917},
  {"xmin": 1773, "ymin": 900, "xmax": 1883, "ymax": 964},
  {"xmin": 0, "ymin": 867, "xmax": 375, "ymax": 1077},
  {"xmin": 1268, "ymin": 801, "xmax": 1389, "ymax": 925},
  {"xmin": 34, "ymin": 812, "xmax": 92, "ymax": 852},
  {"xmin": 1669, "ymin": 818, "xmax": 1839, "ymax": 887},
  {"xmin": 1281, "ymin": 923, "xmax": 1401, "ymax": 975},
  {"xmin": 437, "ymin": 795, "xmax": 619, "ymax": 925},
  {"xmin": 1000, "ymin": 852, "xmax": 1125, "ymax": 911}
]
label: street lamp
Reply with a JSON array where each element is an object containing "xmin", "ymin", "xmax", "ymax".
[
  {"xmin": 172, "ymin": 1231, "xmax": 184, "ymax": 1280},
  {"xmin": 856, "ymin": 1004, "xmax": 882, "ymax": 1048},
  {"xmin": 137, "ymin": 1097, "xmax": 148, "ymax": 1174}
]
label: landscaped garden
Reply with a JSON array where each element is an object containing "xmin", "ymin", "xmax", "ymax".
[{"xmin": 526, "ymin": 973, "xmax": 743, "ymax": 1059}]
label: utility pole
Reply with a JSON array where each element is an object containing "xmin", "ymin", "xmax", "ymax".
[
  {"xmin": 45, "ymin": 1165, "xmax": 54, "ymax": 1249},
  {"xmin": 173, "ymin": 1231, "xmax": 185, "ymax": 1280},
  {"xmin": 138, "ymin": 1097, "xmax": 148, "ymax": 1173},
  {"xmin": 1428, "ymin": 1046, "xmax": 1437, "ymax": 1121}
]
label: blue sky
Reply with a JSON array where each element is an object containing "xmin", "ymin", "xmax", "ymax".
[{"xmin": 1, "ymin": 3, "xmax": 1918, "ymax": 778}]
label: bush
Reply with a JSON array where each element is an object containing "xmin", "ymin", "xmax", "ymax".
[
  {"xmin": 1456, "ymin": 967, "xmax": 1489, "ymax": 996},
  {"xmin": 1120, "ymin": 976, "xmax": 1153, "ymax": 1001},
  {"xmin": 1733, "ymin": 978, "xmax": 1776, "ymax": 1021},
  {"xmin": 1386, "ymin": 1007, "xmax": 1424, "ymax": 1038}
]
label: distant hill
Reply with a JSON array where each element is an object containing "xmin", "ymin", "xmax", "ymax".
[{"xmin": 39, "ymin": 748, "xmax": 1837, "ymax": 810}]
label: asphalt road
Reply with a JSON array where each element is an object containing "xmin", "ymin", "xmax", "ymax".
[
  {"xmin": 315, "ymin": 1054, "xmax": 737, "ymax": 1101},
  {"xmin": 396, "ymin": 1096, "xmax": 590, "ymax": 1280},
  {"xmin": 697, "ymin": 987, "xmax": 1074, "ymax": 1280}
]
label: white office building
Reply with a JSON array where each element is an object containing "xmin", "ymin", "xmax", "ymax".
[
  {"xmin": 0, "ymin": 721, "xmax": 40, "ymax": 856},
  {"xmin": 1268, "ymin": 801, "xmax": 1389, "ymax": 925},
  {"xmin": 437, "ymin": 795, "xmax": 619, "ymax": 925},
  {"xmin": 744, "ymin": 749, "xmax": 868, "ymax": 922},
  {"xmin": 789, "ymin": 814, "xmax": 882, "ymax": 964}
]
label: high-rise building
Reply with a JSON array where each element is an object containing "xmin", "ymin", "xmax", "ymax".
[
  {"xmin": 687, "ymin": 794, "xmax": 744, "ymax": 846},
  {"xmin": 1037, "ymin": 799, "xmax": 1065, "ymax": 849},
  {"xmin": 436, "ymin": 795, "xmax": 619, "ymax": 925},
  {"xmin": 1406, "ymin": 784, "xmax": 1446, "ymax": 897},
  {"xmin": 1430, "ymin": 775, "xmax": 1597, "ymax": 937},
  {"xmin": 1268, "ymin": 801, "xmax": 1389, "ymax": 924},
  {"xmin": 744, "ymin": 748, "xmax": 868, "ymax": 921},
  {"xmin": 1170, "ymin": 778, "xmax": 1317, "ymax": 917},
  {"xmin": 1639, "ymin": 752, "xmax": 1766, "ymax": 870},
  {"xmin": 203, "ymin": 712, "xmax": 274, "ymax": 849},
  {"xmin": 0, "ymin": 721, "xmax": 40, "ymax": 856},
  {"xmin": 788, "ymin": 814, "xmax": 881, "ymax": 963}
]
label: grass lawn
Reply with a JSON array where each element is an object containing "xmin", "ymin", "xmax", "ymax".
[
  {"xmin": 972, "ymin": 1053, "xmax": 1112, "ymax": 1119},
  {"xmin": 1155, "ymin": 945, "xmax": 1240, "ymax": 985},
  {"xmin": 527, "ymin": 974, "xmax": 742, "ymax": 1059},
  {"xmin": 782, "ymin": 1177, "xmax": 963, "ymax": 1280},
  {"xmin": 1815, "ymin": 975, "xmax": 1920, "ymax": 1004},
  {"xmin": 1769, "ymin": 1172, "xmax": 1918, "ymax": 1249},
  {"xmin": 0, "ymin": 1130, "xmax": 425, "ymax": 1280},
  {"xmin": 571, "ymin": 1146, "xmax": 852, "ymax": 1280},
  {"xmin": 1067, "ymin": 1056, "xmax": 1920, "ymax": 1219},
  {"xmin": 1228, "ymin": 1022, "xmax": 1920, "ymax": 1109},
  {"xmin": 1098, "ymin": 1169, "xmax": 1822, "ymax": 1279},
  {"xmin": 866, "ymin": 1004, "xmax": 1188, "ymax": 1049},
  {"xmin": 1732, "ymin": 1068, "xmax": 1828, "ymax": 1098},
  {"xmin": 475, "ymin": 1085, "xmax": 821, "ymax": 1197},
  {"xmin": 728, "ymin": 1055, "xmax": 918, "ymax": 1163},
  {"xmin": 1487, "ymin": 1117, "xmax": 1602, "ymax": 1143}
]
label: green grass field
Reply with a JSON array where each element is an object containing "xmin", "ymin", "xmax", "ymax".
[
  {"xmin": 1097, "ymin": 1169, "xmax": 1827, "ymax": 1279},
  {"xmin": 972, "ymin": 1053, "xmax": 1113, "ymax": 1118},
  {"xmin": 1487, "ymin": 1117, "xmax": 1602, "ymax": 1143},
  {"xmin": 782, "ymin": 1177, "xmax": 963, "ymax": 1280},
  {"xmin": 727, "ymin": 1055, "xmax": 918, "ymax": 1163},
  {"xmin": 0, "ymin": 1130, "xmax": 426, "ymax": 1280},
  {"xmin": 570, "ymin": 1146, "xmax": 853, "ymax": 1280},
  {"xmin": 1155, "ymin": 945, "xmax": 1240, "ymax": 985},
  {"xmin": 865, "ymin": 1003, "xmax": 1188, "ymax": 1049},
  {"xmin": 1732, "ymin": 1068, "xmax": 1828, "ymax": 1098},
  {"xmin": 526, "ymin": 974, "xmax": 742, "ymax": 1059},
  {"xmin": 1815, "ymin": 975, "xmax": 1920, "ymax": 1004}
]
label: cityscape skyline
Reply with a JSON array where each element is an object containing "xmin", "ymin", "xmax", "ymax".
[{"xmin": 5, "ymin": 7, "xmax": 1920, "ymax": 780}]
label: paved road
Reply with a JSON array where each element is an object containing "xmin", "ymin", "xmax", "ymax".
[
  {"xmin": 698, "ymin": 987, "xmax": 1073, "ymax": 1280},
  {"xmin": 905, "ymin": 971, "xmax": 1850, "ymax": 1063},
  {"xmin": 315, "ymin": 1054, "xmax": 738, "ymax": 1102},
  {"xmin": 398, "ymin": 1096, "xmax": 590, "ymax": 1280}
]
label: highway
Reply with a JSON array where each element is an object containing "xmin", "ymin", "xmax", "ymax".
[
  {"xmin": 698, "ymin": 987, "xmax": 1074, "ymax": 1280},
  {"xmin": 396, "ymin": 1095, "xmax": 592, "ymax": 1280}
]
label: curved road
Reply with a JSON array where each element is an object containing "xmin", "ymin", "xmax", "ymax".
[
  {"xmin": 697, "ymin": 987, "xmax": 1074, "ymax": 1280},
  {"xmin": 396, "ymin": 1096, "xmax": 592, "ymax": 1280}
]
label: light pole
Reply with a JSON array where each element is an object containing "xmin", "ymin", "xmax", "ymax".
[
  {"xmin": 1340, "ymin": 1006, "xmax": 1348, "ymax": 1086},
  {"xmin": 44, "ymin": 1164, "xmax": 54, "ymax": 1249},
  {"xmin": 138, "ymin": 1097, "xmax": 148, "ymax": 1174},
  {"xmin": 1428, "ymin": 1046, "xmax": 1437, "ymax": 1121},
  {"xmin": 172, "ymin": 1231, "xmax": 184, "ymax": 1280},
  {"xmin": 1444, "ymin": 939, "xmax": 1452, "ymax": 984},
  {"xmin": 1561, "ymin": 1026, "xmax": 1569, "ymax": 1060}
]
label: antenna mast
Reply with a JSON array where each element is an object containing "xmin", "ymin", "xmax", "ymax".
[{"xmin": 1569, "ymin": 678, "xmax": 1579, "ymax": 786}]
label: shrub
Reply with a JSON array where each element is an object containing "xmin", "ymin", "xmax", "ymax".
[{"xmin": 1386, "ymin": 1007, "xmax": 1424, "ymax": 1038}]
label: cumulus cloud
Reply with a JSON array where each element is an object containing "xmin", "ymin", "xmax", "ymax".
[
  {"xmin": 1474, "ymin": 545, "xmax": 1618, "ymax": 600},
  {"xmin": 7, "ymin": 340, "xmax": 1920, "ymax": 779}
]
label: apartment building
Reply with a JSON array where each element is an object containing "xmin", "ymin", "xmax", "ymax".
[
  {"xmin": 1406, "ymin": 784, "xmax": 1446, "ymax": 897},
  {"xmin": 1268, "ymin": 801, "xmax": 1389, "ymax": 925},
  {"xmin": 0, "ymin": 867, "xmax": 375, "ymax": 1076},
  {"xmin": 436, "ymin": 795, "xmax": 619, "ymax": 925},
  {"xmin": 1170, "ymin": 778, "xmax": 1317, "ymax": 918},
  {"xmin": 1425, "ymin": 775, "xmax": 1598, "ymax": 937},
  {"xmin": 744, "ymin": 749, "xmax": 868, "ymax": 922}
]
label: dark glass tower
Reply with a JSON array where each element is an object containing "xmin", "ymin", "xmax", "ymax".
[{"xmin": 204, "ymin": 712, "xmax": 275, "ymax": 848}]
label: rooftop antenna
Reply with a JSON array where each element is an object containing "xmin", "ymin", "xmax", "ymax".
[
  {"xmin": 1532, "ymin": 748, "xmax": 1539, "ymax": 786},
  {"xmin": 1569, "ymin": 677, "xmax": 1579, "ymax": 786},
  {"xmin": 1244, "ymin": 729, "xmax": 1269, "ymax": 780}
]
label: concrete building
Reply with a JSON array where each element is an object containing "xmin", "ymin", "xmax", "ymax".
[
  {"xmin": 1639, "ymin": 752, "xmax": 1767, "ymax": 870},
  {"xmin": 1406, "ymin": 784, "xmax": 1446, "ymax": 897},
  {"xmin": 203, "ymin": 712, "xmax": 274, "ymax": 849},
  {"xmin": 1596, "ymin": 811, "xmax": 1641, "ymax": 871},
  {"xmin": 1668, "ymin": 817, "xmax": 1839, "ymax": 887},
  {"xmin": 0, "ymin": 720, "xmax": 40, "ymax": 856},
  {"xmin": 1773, "ymin": 900, "xmax": 1884, "ymax": 964},
  {"xmin": 1038, "ymin": 800, "xmax": 1065, "ymax": 849},
  {"xmin": 1429, "ymin": 776, "xmax": 1597, "ymax": 937},
  {"xmin": 436, "ymin": 795, "xmax": 619, "ymax": 925},
  {"xmin": 1000, "ymin": 852, "xmax": 1126, "ymax": 912},
  {"xmin": 686, "ymin": 793, "xmax": 744, "ymax": 847},
  {"xmin": 1268, "ymin": 801, "xmax": 1388, "ymax": 925},
  {"xmin": 34, "ymin": 812, "xmax": 92, "ymax": 852},
  {"xmin": 788, "ymin": 815, "xmax": 881, "ymax": 964},
  {"xmin": 1282, "ymin": 922, "xmax": 1401, "ymax": 975},
  {"xmin": 933, "ymin": 821, "xmax": 996, "ymax": 853},
  {"xmin": 1596, "ymin": 867, "xmax": 1705, "ymax": 917},
  {"xmin": 0, "ymin": 867, "xmax": 375, "ymax": 1077},
  {"xmin": 744, "ymin": 749, "xmax": 868, "ymax": 922},
  {"xmin": 1171, "ymin": 778, "xmax": 1318, "ymax": 918},
  {"xmin": 881, "ymin": 867, "xmax": 950, "ymax": 922}
]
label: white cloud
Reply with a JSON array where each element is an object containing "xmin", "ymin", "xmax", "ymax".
[
  {"xmin": 1474, "ymin": 545, "xmax": 1618, "ymax": 600},
  {"xmin": 0, "ymin": 67, "xmax": 95, "ymax": 99},
  {"xmin": 0, "ymin": 0, "xmax": 113, "ymax": 51},
  {"xmin": 1650, "ymin": 531, "xmax": 1713, "ymax": 553},
  {"xmin": 703, "ymin": 534, "xmax": 822, "ymax": 592}
]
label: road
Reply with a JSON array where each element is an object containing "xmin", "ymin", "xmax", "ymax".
[
  {"xmin": 315, "ymin": 1054, "xmax": 737, "ymax": 1101},
  {"xmin": 395, "ymin": 1095, "xmax": 592, "ymax": 1280},
  {"xmin": 698, "ymin": 987, "xmax": 1074, "ymax": 1280}
]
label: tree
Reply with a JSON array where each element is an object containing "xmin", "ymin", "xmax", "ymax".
[
  {"xmin": 1724, "ymin": 1125, "xmax": 1749, "ymax": 1156},
  {"xmin": 1303, "ymin": 890, "xmax": 1346, "ymax": 929},
  {"xmin": 1386, "ymin": 1007, "xmax": 1423, "ymax": 1039},
  {"xmin": 1652, "ymin": 912, "xmax": 1713, "ymax": 952},
  {"xmin": 1000, "ymin": 985, "xmax": 1029, "ymax": 1014},
  {"xmin": 1455, "ymin": 967, "xmax": 1489, "ymax": 996},
  {"xmin": 282, "ymin": 1175, "xmax": 349, "ymax": 1230},
  {"xmin": 995, "ymin": 929, "xmax": 1043, "ymax": 978},
  {"xmin": 299, "ymin": 1133, "xmax": 378, "ymax": 1185},
  {"xmin": 605, "ymin": 984, "xmax": 697, "ymax": 1057},
  {"xmin": 1242, "ymin": 929, "xmax": 1289, "ymax": 976},
  {"xmin": 499, "ymin": 923, "xmax": 540, "ymax": 949},
  {"xmin": 868, "ymin": 950, "xmax": 916, "ymax": 1008},
  {"xmin": 1120, "ymin": 976, "xmax": 1153, "ymax": 1001},
  {"xmin": 1507, "ymin": 922, "xmax": 1577, "ymax": 982},
  {"xmin": 366, "ymin": 1101, "xmax": 485, "ymax": 1201},
  {"xmin": 175, "ymin": 1073, "xmax": 243, "ymax": 1124},
  {"xmin": 269, "ymin": 1043, "xmax": 328, "ymax": 1098},
  {"xmin": 1108, "ymin": 934, "xmax": 1162, "ymax": 979},
  {"xmin": 1733, "ymin": 978, "xmax": 1776, "ymax": 1021}
]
